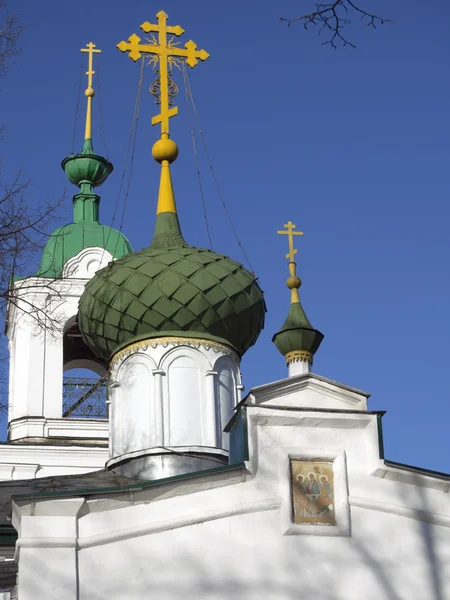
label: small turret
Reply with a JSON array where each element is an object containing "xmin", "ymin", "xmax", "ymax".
[{"xmin": 272, "ymin": 221, "xmax": 323, "ymax": 376}]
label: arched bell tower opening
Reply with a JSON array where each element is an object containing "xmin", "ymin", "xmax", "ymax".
[
  {"xmin": 63, "ymin": 316, "xmax": 106, "ymax": 374},
  {"xmin": 62, "ymin": 317, "xmax": 108, "ymax": 419}
]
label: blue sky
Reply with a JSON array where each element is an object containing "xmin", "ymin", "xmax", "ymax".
[{"xmin": 2, "ymin": 0, "xmax": 449, "ymax": 472}]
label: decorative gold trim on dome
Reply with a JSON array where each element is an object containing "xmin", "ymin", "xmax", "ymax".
[
  {"xmin": 111, "ymin": 336, "xmax": 238, "ymax": 369},
  {"xmin": 285, "ymin": 350, "xmax": 313, "ymax": 365}
]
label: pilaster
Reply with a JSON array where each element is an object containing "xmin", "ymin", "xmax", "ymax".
[
  {"xmin": 14, "ymin": 498, "xmax": 85, "ymax": 600},
  {"xmin": 205, "ymin": 370, "xmax": 218, "ymax": 447},
  {"xmin": 152, "ymin": 369, "xmax": 165, "ymax": 446}
]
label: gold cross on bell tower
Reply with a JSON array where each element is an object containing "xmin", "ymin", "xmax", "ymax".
[
  {"xmin": 277, "ymin": 221, "xmax": 304, "ymax": 305},
  {"xmin": 117, "ymin": 11, "xmax": 209, "ymax": 138},
  {"xmin": 80, "ymin": 42, "xmax": 101, "ymax": 141}
]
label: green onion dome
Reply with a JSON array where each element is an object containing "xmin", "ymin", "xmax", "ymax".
[
  {"xmin": 272, "ymin": 259, "xmax": 323, "ymax": 365},
  {"xmin": 272, "ymin": 302, "xmax": 323, "ymax": 359},
  {"xmin": 78, "ymin": 211, "xmax": 266, "ymax": 361},
  {"xmin": 35, "ymin": 140, "xmax": 132, "ymax": 277}
]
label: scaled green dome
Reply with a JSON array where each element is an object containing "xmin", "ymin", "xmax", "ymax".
[{"xmin": 78, "ymin": 212, "xmax": 266, "ymax": 360}]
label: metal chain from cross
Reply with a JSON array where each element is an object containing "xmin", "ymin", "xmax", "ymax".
[
  {"xmin": 277, "ymin": 221, "xmax": 304, "ymax": 263},
  {"xmin": 80, "ymin": 42, "xmax": 101, "ymax": 141},
  {"xmin": 117, "ymin": 11, "xmax": 209, "ymax": 138}
]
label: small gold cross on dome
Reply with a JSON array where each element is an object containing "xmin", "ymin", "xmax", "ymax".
[
  {"xmin": 80, "ymin": 42, "xmax": 101, "ymax": 141},
  {"xmin": 277, "ymin": 221, "xmax": 304, "ymax": 263},
  {"xmin": 81, "ymin": 42, "xmax": 101, "ymax": 91}
]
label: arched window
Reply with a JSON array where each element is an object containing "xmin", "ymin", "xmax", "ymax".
[{"xmin": 62, "ymin": 317, "xmax": 108, "ymax": 419}]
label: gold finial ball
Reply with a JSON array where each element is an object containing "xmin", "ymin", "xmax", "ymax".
[
  {"xmin": 286, "ymin": 275, "xmax": 301, "ymax": 289},
  {"xmin": 85, "ymin": 87, "xmax": 95, "ymax": 98},
  {"xmin": 152, "ymin": 138, "xmax": 179, "ymax": 164}
]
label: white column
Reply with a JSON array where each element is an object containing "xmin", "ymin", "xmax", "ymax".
[
  {"xmin": 10, "ymin": 323, "xmax": 45, "ymax": 421},
  {"xmin": 107, "ymin": 381, "xmax": 117, "ymax": 456},
  {"xmin": 205, "ymin": 370, "xmax": 218, "ymax": 447},
  {"xmin": 152, "ymin": 369, "xmax": 165, "ymax": 446},
  {"xmin": 237, "ymin": 383, "xmax": 244, "ymax": 404},
  {"xmin": 43, "ymin": 332, "xmax": 64, "ymax": 418}
]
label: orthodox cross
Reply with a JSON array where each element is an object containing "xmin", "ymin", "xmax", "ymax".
[
  {"xmin": 277, "ymin": 221, "xmax": 304, "ymax": 263},
  {"xmin": 80, "ymin": 42, "xmax": 101, "ymax": 140},
  {"xmin": 117, "ymin": 11, "xmax": 209, "ymax": 137}
]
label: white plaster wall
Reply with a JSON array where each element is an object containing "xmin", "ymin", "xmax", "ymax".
[
  {"xmin": 73, "ymin": 405, "xmax": 450, "ymax": 600},
  {"xmin": 0, "ymin": 444, "xmax": 108, "ymax": 480},
  {"xmin": 12, "ymin": 376, "xmax": 450, "ymax": 599},
  {"xmin": 77, "ymin": 509, "xmax": 449, "ymax": 600}
]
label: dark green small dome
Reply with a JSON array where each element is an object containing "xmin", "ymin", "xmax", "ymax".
[
  {"xmin": 272, "ymin": 302, "xmax": 323, "ymax": 358},
  {"xmin": 62, "ymin": 139, "xmax": 113, "ymax": 188},
  {"xmin": 78, "ymin": 212, "xmax": 266, "ymax": 360}
]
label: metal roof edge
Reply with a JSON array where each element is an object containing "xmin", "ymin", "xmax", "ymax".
[
  {"xmin": 12, "ymin": 463, "xmax": 246, "ymax": 502},
  {"xmin": 383, "ymin": 459, "xmax": 450, "ymax": 481}
]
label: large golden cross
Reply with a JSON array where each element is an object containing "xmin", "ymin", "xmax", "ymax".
[
  {"xmin": 80, "ymin": 42, "xmax": 101, "ymax": 140},
  {"xmin": 117, "ymin": 11, "xmax": 209, "ymax": 137},
  {"xmin": 277, "ymin": 221, "xmax": 304, "ymax": 263}
]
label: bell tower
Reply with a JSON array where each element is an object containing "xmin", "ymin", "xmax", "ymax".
[{"xmin": 6, "ymin": 43, "xmax": 132, "ymax": 444}]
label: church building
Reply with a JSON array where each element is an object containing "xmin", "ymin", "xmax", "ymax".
[{"xmin": 0, "ymin": 11, "xmax": 448, "ymax": 600}]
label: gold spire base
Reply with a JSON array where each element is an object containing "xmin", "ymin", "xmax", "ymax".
[
  {"xmin": 153, "ymin": 137, "xmax": 179, "ymax": 215},
  {"xmin": 155, "ymin": 160, "xmax": 176, "ymax": 214},
  {"xmin": 285, "ymin": 350, "xmax": 313, "ymax": 366}
]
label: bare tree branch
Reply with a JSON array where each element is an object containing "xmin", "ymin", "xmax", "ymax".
[
  {"xmin": 0, "ymin": 3, "xmax": 64, "ymax": 407},
  {"xmin": 0, "ymin": 0, "xmax": 25, "ymax": 77},
  {"xmin": 280, "ymin": 1, "xmax": 392, "ymax": 49}
]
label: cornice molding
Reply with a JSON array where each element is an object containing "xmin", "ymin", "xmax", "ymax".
[
  {"xmin": 111, "ymin": 336, "xmax": 239, "ymax": 370},
  {"xmin": 249, "ymin": 373, "xmax": 369, "ymax": 410},
  {"xmin": 350, "ymin": 495, "xmax": 450, "ymax": 527}
]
